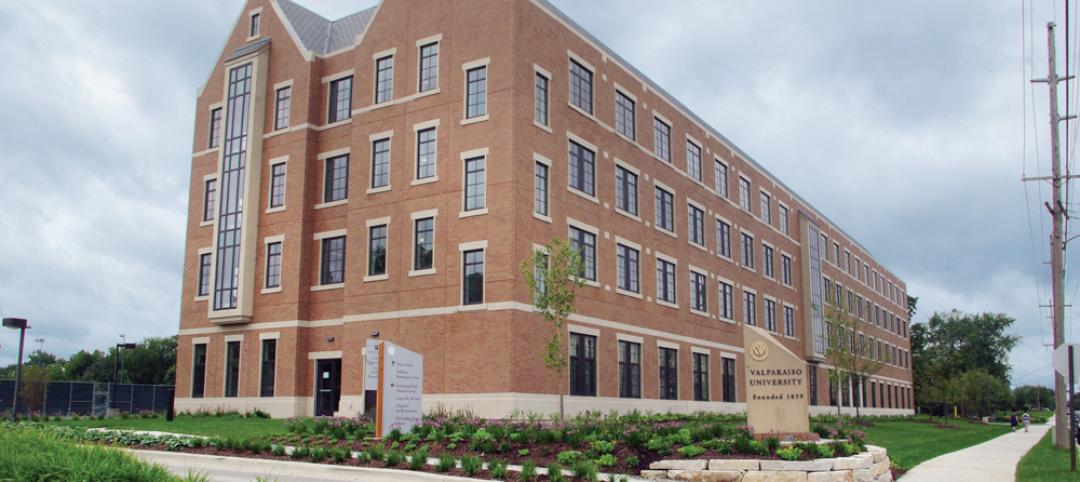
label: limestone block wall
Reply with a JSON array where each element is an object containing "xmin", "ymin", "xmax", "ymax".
[{"xmin": 642, "ymin": 445, "xmax": 893, "ymax": 482}]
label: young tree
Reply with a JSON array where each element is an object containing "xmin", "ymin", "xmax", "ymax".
[
  {"xmin": 824, "ymin": 306, "xmax": 884, "ymax": 418},
  {"xmin": 521, "ymin": 238, "xmax": 585, "ymax": 422}
]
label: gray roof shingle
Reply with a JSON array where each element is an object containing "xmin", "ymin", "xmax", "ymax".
[{"xmin": 276, "ymin": 0, "xmax": 377, "ymax": 55}]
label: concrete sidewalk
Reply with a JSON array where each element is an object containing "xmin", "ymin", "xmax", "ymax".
[
  {"xmin": 900, "ymin": 419, "xmax": 1052, "ymax": 481},
  {"xmin": 133, "ymin": 450, "xmax": 484, "ymax": 482}
]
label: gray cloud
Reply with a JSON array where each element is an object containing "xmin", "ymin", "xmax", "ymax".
[{"xmin": 0, "ymin": 0, "xmax": 1061, "ymax": 388}]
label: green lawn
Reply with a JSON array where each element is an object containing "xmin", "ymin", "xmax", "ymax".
[
  {"xmin": 1017, "ymin": 431, "xmax": 1080, "ymax": 481},
  {"xmin": 860, "ymin": 416, "xmax": 1012, "ymax": 470},
  {"xmin": 46, "ymin": 415, "xmax": 288, "ymax": 439}
]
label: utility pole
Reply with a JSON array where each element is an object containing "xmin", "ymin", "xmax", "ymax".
[{"xmin": 1031, "ymin": 22, "xmax": 1076, "ymax": 449}]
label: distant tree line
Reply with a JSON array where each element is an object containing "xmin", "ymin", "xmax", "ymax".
[
  {"xmin": 0, "ymin": 336, "xmax": 176, "ymax": 386},
  {"xmin": 912, "ymin": 310, "xmax": 1028, "ymax": 417}
]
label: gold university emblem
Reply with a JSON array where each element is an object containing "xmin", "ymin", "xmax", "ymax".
[{"xmin": 749, "ymin": 341, "xmax": 769, "ymax": 361}]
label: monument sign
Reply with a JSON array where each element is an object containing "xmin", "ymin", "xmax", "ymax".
[
  {"xmin": 743, "ymin": 324, "xmax": 809, "ymax": 435},
  {"xmin": 373, "ymin": 340, "xmax": 424, "ymax": 438}
]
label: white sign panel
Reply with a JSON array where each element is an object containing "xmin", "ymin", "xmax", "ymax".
[
  {"xmin": 377, "ymin": 341, "xmax": 423, "ymax": 437},
  {"xmin": 1053, "ymin": 343, "xmax": 1080, "ymax": 378},
  {"xmin": 364, "ymin": 339, "xmax": 380, "ymax": 391}
]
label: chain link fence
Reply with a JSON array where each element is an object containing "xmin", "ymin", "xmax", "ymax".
[{"xmin": 0, "ymin": 380, "xmax": 173, "ymax": 417}]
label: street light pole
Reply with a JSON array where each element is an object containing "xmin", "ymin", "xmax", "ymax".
[{"xmin": 3, "ymin": 318, "xmax": 29, "ymax": 422}]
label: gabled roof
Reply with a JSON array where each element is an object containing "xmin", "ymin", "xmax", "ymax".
[{"xmin": 276, "ymin": 0, "xmax": 377, "ymax": 55}]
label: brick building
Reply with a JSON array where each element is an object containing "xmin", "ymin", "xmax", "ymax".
[{"xmin": 175, "ymin": 0, "xmax": 914, "ymax": 418}]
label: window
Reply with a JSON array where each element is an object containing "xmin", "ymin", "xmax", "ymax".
[
  {"xmin": 656, "ymin": 258, "xmax": 676, "ymax": 304},
  {"xmin": 260, "ymin": 339, "xmax": 276, "ymax": 397},
  {"xmin": 845, "ymin": 251, "xmax": 852, "ymax": 274},
  {"xmin": 655, "ymin": 186, "xmax": 674, "ymax": 232},
  {"xmin": 208, "ymin": 108, "xmax": 222, "ymax": 148},
  {"xmin": 765, "ymin": 299, "xmax": 777, "ymax": 331},
  {"xmin": 781, "ymin": 254, "xmax": 792, "ymax": 286},
  {"xmin": 367, "ymin": 225, "xmax": 387, "ymax": 276},
  {"xmin": 324, "ymin": 154, "xmax": 349, "ymax": 202},
  {"xmin": 463, "ymin": 249, "xmax": 484, "ymax": 305},
  {"xmin": 328, "ymin": 76, "xmax": 352, "ymax": 123},
  {"xmin": 615, "ymin": 91, "xmax": 635, "ymax": 139},
  {"xmin": 784, "ymin": 305, "xmax": 795, "ymax": 337},
  {"xmin": 779, "ymin": 205, "xmax": 789, "ymax": 234},
  {"xmin": 834, "ymin": 242, "xmax": 841, "ymax": 267},
  {"xmin": 534, "ymin": 162, "xmax": 549, "ymax": 216},
  {"xmin": 616, "ymin": 243, "xmax": 640, "ymax": 293},
  {"xmin": 465, "ymin": 66, "xmax": 487, "ymax": 119},
  {"xmin": 265, "ymin": 242, "xmax": 282, "ymax": 289},
  {"xmin": 269, "ymin": 163, "xmax": 286, "ymax": 208},
  {"xmin": 212, "ymin": 63, "xmax": 252, "ymax": 311},
  {"xmin": 370, "ymin": 138, "xmax": 390, "ymax": 189},
  {"xmin": 191, "ymin": 343, "xmax": 206, "ymax": 398},
  {"xmin": 693, "ymin": 352, "xmax": 709, "ymax": 401},
  {"xmin": 739, "ymin": 177, "xmax": 751, "ymax": 212},
  {"xmin": 618, "ymin": 341, "xmax": 641, "ymax": 398},
  {"xmin": 743, "ymin": 290, "xmax": 757, "ymax": 325},
  {"xmin": 414, "ymin": 217, "xmax": 434, "ymax": 271},
  {"xmin": 203, "ymin": 178, "xmax": 217, "ymax": 222},
  {"xmin": 197, "ymin": 253, "xmax": 211, "ymax": 297},
  {"xmin": 690, "ymin": 270, "xmax": 707, "ymax": 312},
  {"xmin": 809, "ymin": 367, "xmax": 818, "ymax": 406},
  {"xmin": 569, "ymin": 59, "xmax": 593, "ymax": 114},
  {"xmin": 274, "ymin": 86, "xmax": 291, "ymax": 130},
  {"xmin": 714, "ymin": 159, "xmax": 728, "ymax": 198},
  {"xmin": 320, "ymin": 236, "xmax": 345, "ymax": 285},
  {"xmin": 717, "ymin": 219, "xmax": 731, "ymax": 258},
  {"xmin": 760, "ymin": 191, "xmax": 771, "ymax": 224},
  {"xmin": 416, "ymin": 127, "xmax": 436, "ymax": 180},
  {"xmin": 688, "ymin": 204, "xmax": 705, "ymax": 246},
  {"xmin": 418, "ymin": 42, "xmax": 439, "ymax": 92},
  {"xmin": 249, "ymin": 12, "xmax": 260, "ymax": 37},
  {"xmin": 375, "ymin": 55, "xmax": 394, "ymax": 104},
  {"xmin": 533, "ymin": 252, "xmax": 548, "ymax": 297},
  {"xmin": 722, "ymin": 357, "xmax": 736, "ymax": 402},
  {"xmin": 741, "ymin": 233, "xmax": 755, "ymax": 269},
  {"xmin": 687, "ymin": 141, "xmax": 702, "ymax": 182},
  {"xmin": 535, "ymin": 72, "xmax": 549, "ymax": 126},
  {"xmin": 653, "ymin": 118, "xmax": 671, "ymax": 162},
  {"xmin": 763, "ymin": 245, "xmax": 775, "ymax": 278},
  {"xmin": 569, "ymin": 332, "xmax": 597, "ymax": 396},
  {"xmin": 225, "ymin": 340, "xmax": 240, "ymax": 398},
  {"xmin": 568, "ymin": 140, "xmax": 595, "ymax": 196},
  {"xmin": 719, "ymin": 281, "xmax": 734, "ymax": 320},
  {"xmin": 615, "ymin": 165, "xmax": 638, "ymax": 215},
  {"xmin": 569, "ymin": 226, "xmax": 597, "ymax": 281},
  {"xmin": 659, "ymin": 347, "xmax": 678, "ymax": 400},
  {"xmin": 464, "ymin": 156, "xmax": 486, "ymax": 211}
]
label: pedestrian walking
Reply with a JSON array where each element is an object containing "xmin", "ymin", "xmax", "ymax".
[
  {"xmin": 1010, "ymin": 412, "xmax": 1018, "ymax": 431},
  {"xmin": 1022, "ymin": 411, "xmax": 1031, "ymax": 432}
]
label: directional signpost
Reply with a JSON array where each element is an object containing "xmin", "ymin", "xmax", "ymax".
[
  {"xmin": 372, "ymin": 340, "xmax": 423, "ymax": 438},
  {"xmin": 1053, "ymin": 343, "xmax": 1079, "ymax": 472}
]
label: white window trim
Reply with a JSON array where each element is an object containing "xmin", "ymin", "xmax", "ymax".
[
  {"xmin": 686, "ymin": 197, "xmax": 707, "ymax": 250},
  {"xmin": 565, "ymin": 131, "xmax": 600, "ymax": 203},
  {"xmin": 654, "ymin": 250, "xmax": 679, "ymax": 309},
  {"xmin": 261, "ymin": 235, "xmax": 285, "ymax": 294},
  {"xmin": 657, "ymin": 340, "xmax": 680, "ymax": 350},
  {"xmin": 413, "ymin": 35, "xmax": 442, "ymax": 95},
  {"xmin": 716, "ymin": 276, "xmax": 736, "ymax": 323},
  {"xmin": 613, "ymin": 157, "xmax": 642, "ymax": 221},
  {"xmin": 409, "ymin": 209, "xmax": 438, "ymax": 277},
  {"xmin": 613, "ymin": 83, "xmax": 637, "ymax": 142},
  {"xmin": 567, "ymin": 217, "xmax": 601, "ymax": 287},
  {"xmin": 534, "ymin": 64, "xmax": 553, "ymax": 132},
  {"xmin": 222, "ymin": 336, "xmax": 243, "ymax": 397},
  {"xmin": 246, "ymin": 7, "xmax": 263, "ymax": 41},
  {"xmin": 200, "ymin": 174, "xmax": 217, "ymax": 227},
  {"xmin": 533, "ymin": 153, "xmax": 553, "ymax": 223},
  {"xmin": 566, "ymin": 49, "xmax": 596, "ymax": 118},
  {"xmin": 194, "ymin": 246, "xmax": 213, "ymax": 301},
  {"xmin": 363, "ymin": 217, "xmax": 392, "ymax": 282},
  {"xmin": 616, "ymin": 333, "xmax": 644, "ymax": 344},
  {"xmin": 367, "ymin": 131, "xmax": 394, "ymax": 194},
  {"xmin": 460, "ymin": 147, "xmax": 490, "ymax": 217},
  {"xmin": 312, "ymin": 230, "xmax": 346, "ymax": 292},
  {"xmin": 412, "ymin": 119, "xmax": 440, "ymax": 184},
  {"xmin": 461, "ymin": 57, "xmax": 491, "ymax": 125},
  {"xmin": 372, "ymin": 48, "xmax": 397, "ymax": 106},
  {"xmin": 266, "ymin": 156, "xmax": 289, "ymax": 213},
  {"xmin": 614, "ymin": 236, "xmax": 643, "ymax": 299},
  {"xmin": 688, "ymin": 265, "xmax": 710, "ymax": 318},
  {"xmin": 652, "ymin": 179, "xmax": 678, "ymax": 238},
  {"xmin": 459, "ymin": 242, "xmax": 487, "ymax": 309}
]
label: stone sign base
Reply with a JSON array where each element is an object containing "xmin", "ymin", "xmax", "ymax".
[{"xmin": 643, "ymin": 445, "xmax": 892, "ymax": 482}]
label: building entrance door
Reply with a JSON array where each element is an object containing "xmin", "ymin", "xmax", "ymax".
[{"xmin": 315, "ymin": 359, "xmax": 341, "ymax": 417}]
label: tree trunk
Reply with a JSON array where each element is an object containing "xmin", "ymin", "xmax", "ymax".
[
  {"xmin": 559, "ymin": 373, "xmax": 565, "ymax": 423},
  {"xmin": 835, "ymin": 369, "xmax": 841, "ymax": 417},
  {"xmin": 854, "ymin": 376, "xmax": 861, "ymax": 419}
]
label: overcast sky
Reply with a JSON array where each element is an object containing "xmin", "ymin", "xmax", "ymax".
[{"xmin": 0, "ymin": 0, "xmax": 1067, "ymax": 387}]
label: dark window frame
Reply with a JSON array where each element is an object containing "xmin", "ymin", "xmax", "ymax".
[
  {"xmin": 192, "ymin": 343, "xmax": 207, "ymax": 398},
  {"xmin": 569, "ymin": 332, "xmax": 597, "ymax": 396},
  {"xmin": 568, "ymin": 58, "xmax": 593, "ymax": 114},
  {"xmin": 659, "ymin": 347, "xmax": 678, "ymax": 400},
  {"xmin": 569, "ymin": 226, "xmax": 597, "ymax": 281},
  {"xmin": 616, "ymin": 243, "xmax": 640, "ymax": 293},
  {"xmin": 693, "ymin": 352, "xmax": 709, "ymax": 402},
  {"xmin": 324, "ymin": 154, "xmax": 349, "ymax": 202},
  {"xmin": 568, "ymin": 140, "xmax": 596, "ymax": 196},
  {"xmin": 414, "ymin": 217, "xmax": 434, "ymax": 271},
  {"xmin": 328, "ymin": 76, "xmax": 353, "ymax": 123},
  {"xmin": 367, "ymin": 224, "xmax": 388, "ymax": 276},
  {"xmin": 618, "ymin": 340, "xmax": 641, "ymax": 398},
  {"xmin": 615, "ymin": 164, "xmax": 638, "ymax": 216},
  {"xmin": 269, "ymin": 162, "xmax": 286, "ymax": 208},
  {"xmin": 463, "ymin": 249, "xmax": 485, "ymax": 305},
  {"xmin": 465, "ymin": 66, "xmax": 487, "ymax": 119},
  {"xmin": 260, "ymin": 339, "xmax": 276, "ymax": 397},
  {"xmin": 319, "ymin": 236, "xmax": 346, "ymax": 285},
  {"xmin": 265, "ymin": 241, "xmax": 282, "ymax": 289},
  {"xmin": 418, "ymin": 42, "xmax": 439, "ymax": 93},
  {"xmin": 375, "ymin": 55, "xmax": 394, "ymax": 104},
  {"xmin": 615, "ymin": 90, "xmax": 635, "ymax": 140},
  {"xmin": 274, "ymin": 86, "xmax": 291, "ymax": 130}
]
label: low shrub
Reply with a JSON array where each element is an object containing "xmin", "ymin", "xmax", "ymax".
[
  {"xmin": 777, "ymin": 446, "xmax": 802, "ymax": 461},
  {"xmin": 368, "ymin": 444, "xmax": 386, "ymax": 462},
  {"xmin": 409, "ymin": 446, "xmax": 430, "ymax": 471},
  {"xmin": 596, "ymin": 453, "xmax": 618, "ymax": 467},
  {"xmin": 460, "ymin": 455, "xmax": 482, "ymax": 476},
  {"xmin": 520, "ymin": 460, "xmax": 537, "ymax": 481},
  {"xmin": 488, "ymin": 459, "xmax": 508, "ymax": 479},
  {"xmin": 556, "ymin": 450, "xmax": 582, "ymax": 465},
  {"xmin": 572, "ymin": 460, "xmax": 599, "ymax": 482},
  {"xmin": 547, "ymin": 462, "xmax": 565, "ymax": 482},
  {"xmin": 435, "ymin": 453, "xmax": 456, "ymax": 472},
  {"xmin": 677, "ymin": 445, "xmax": 705, "ymax": 458},
  {"xmin": 385, "ymin": 450, "xmax": 404, "ymax": 467}
]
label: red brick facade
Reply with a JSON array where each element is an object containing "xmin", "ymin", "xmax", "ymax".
[{"xmin": 175, "ymin": 0, "xmax": 913, "ymax": 418}]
